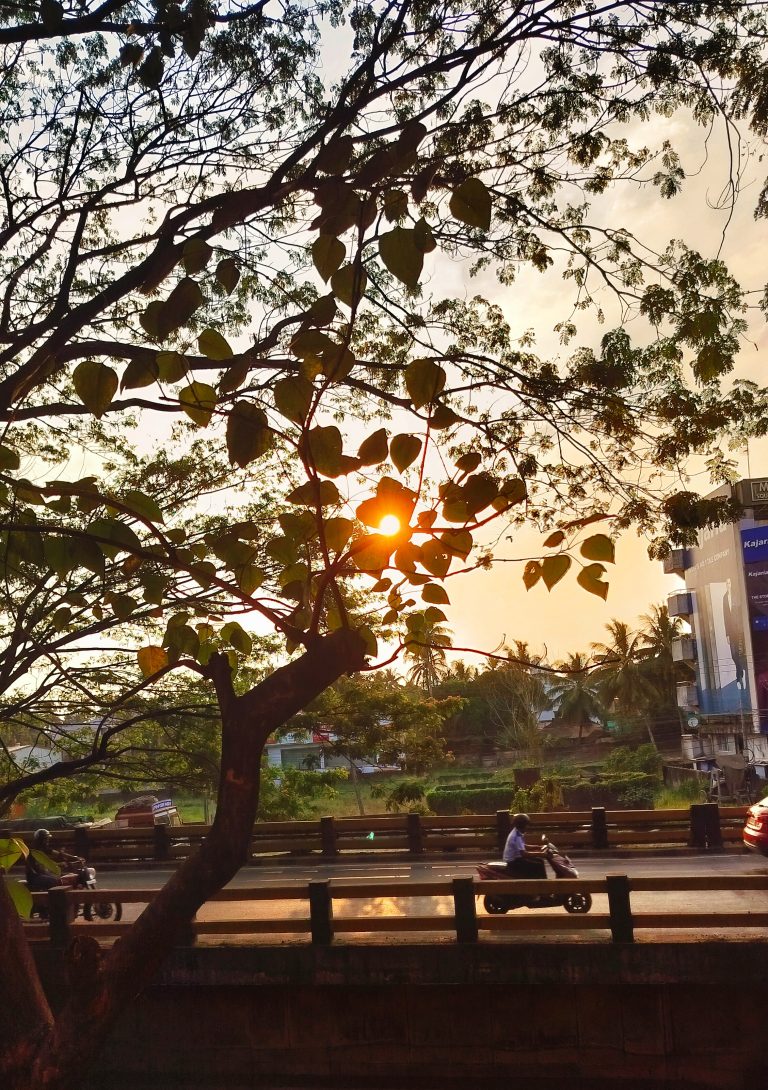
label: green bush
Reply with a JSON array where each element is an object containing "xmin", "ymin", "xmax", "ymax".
[
  {"xmin": 510, "ymin": 778, "xmax": 564, "ymax": 813},
  {"xmin": 602, "ymin": 744, "xmax": 662, "ymax": 776},
  {"xmin": 561, "ymin": 771, "xmax": 658, "ymax": 810},
  {"xmin": 424, "ymin": 785, "xmax": 517, "ymax": 814},
  {"xmin": 432, "ymin": 769, "xmax": 496, "ymax": 783}
]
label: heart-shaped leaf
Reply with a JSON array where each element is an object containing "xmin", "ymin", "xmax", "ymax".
[
  {"xmin": 450, "ymin": 177, "xmax": 492, "ymax": 231},
  {"xmin": 138, "ymin": 645, "xmax": 169, "ymax": 677},
  {"xmin": 331, "ymin": 263, "xmax": 367, "ymax": 308},
  {"xmin": 73, "ymin": 361, "xmax": 118, "ymax": 418},
  {"xmin": 542, "ymin": 554, "xmax": 571, "ymax": 590},
  {"xmin": 226, "ymin": 402, "xmax": 272, "ymax": 467},
  {"xmin": 580, "ymin": 534, "xmax": 615, "ymax": 564},
  {"xmin": 405, "ymin": 358, "xmax": 446, "ymax": 409},
  {"xmin": 183, "ymin": 237, "xmax": 213, "ymax": 274},
  {"xmin": 275, "ymin": 375, "xmax": 314, "ymax": 424},
  {"xmin": 358, "ymin": 428, "xmax": 389, "ymax": 465},
  {"xmin": 379, "ymin": 227, "xmax": 424, "ymax": 288},
  {"xmin": 390, "ymin": 433, "xmax": 422, "ymax": 473},
  {"xmin": 312, "ymin": 235, "xmax": 346, "ymax": 282},
  {"xmin": 179, "ymin": 382, "xmax": 217, "ymax": 427},
  {"xmin": 523, "ymin": 560, "xmax": 542, "ymax": 590},
  {"xmin": 323, "ymin": 517, "xmax": 354, "ymax": 553},
  {"xmin": 216, "ymin": 258, "xmax": 240, "ymax": 294},
  {"xmin": 198, "ymin": 328, "xmax": 233, "ymax": 360},
  {"xmin": 577, "ymin": 562, "xmax": 609, "ymax": 599},
  {"xmin": 422, "ymin": 583, "xmax": 450, "ymax": 605}
]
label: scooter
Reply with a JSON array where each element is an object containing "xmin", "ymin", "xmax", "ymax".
[
  {"xmin": 476, "ymin": 837, "xmax": 592, "ymax": 915},
  {"xmin": 31, "ymin": 864, "xmax": 123, "ymax": 922}
]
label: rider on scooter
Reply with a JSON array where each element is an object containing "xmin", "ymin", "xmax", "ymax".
[
  {"xmin": 25, "ymin": 828, "xmax": 93, "ymax": 919},
  {"xmin": 503, "ymin": 813, "xmax": 547, "ymax": 879}
]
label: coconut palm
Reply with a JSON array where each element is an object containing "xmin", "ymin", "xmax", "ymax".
[
  {"xmin": 591, "ymin": 619, "xmax": 659, "ymax": 744},
  {"xmin": 548, "ymin": 652, "xmax": 606, "ymax": 741},
  {"xmin": 478, "ymin": 646, "xmax": 549, "ymax": 752},
  {"xmin": 639, "ymin": 604, "xmax": 683, "ymax": 704},
  {"xmin": 404, "ymin": 612, "xmax": 453, "ymax": 695}
]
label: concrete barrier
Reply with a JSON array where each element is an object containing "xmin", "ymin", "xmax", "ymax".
[{"xmin": 34, "ymin": 942, "xmax": 768, "ymax": 1089}]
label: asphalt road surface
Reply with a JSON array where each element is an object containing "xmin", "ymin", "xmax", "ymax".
[{"xmin": 88, "ymin": 851, "xmax": 768, "ymax": 944}]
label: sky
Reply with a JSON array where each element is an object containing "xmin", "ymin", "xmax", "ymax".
[
  {"xmin": 39, "ymin": 55, "xmax": 768, "ymax": 672},
  {"xmin": 429, "ymin": 112, "xmax": 768, "ymax": 664}
]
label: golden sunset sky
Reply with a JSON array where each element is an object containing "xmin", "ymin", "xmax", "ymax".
[{"xmin": 437, "ymin": 112, "xmax": 768, "ymax": 664}]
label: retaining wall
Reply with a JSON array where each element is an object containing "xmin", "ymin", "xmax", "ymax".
[{"xmin": 35, "ymin": 941, "xmax": 768, "ymax": 1089}]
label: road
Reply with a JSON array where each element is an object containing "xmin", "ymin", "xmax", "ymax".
[{"xmin": 90, "ymin": 852, "xmax": 768, "ymax": 943}]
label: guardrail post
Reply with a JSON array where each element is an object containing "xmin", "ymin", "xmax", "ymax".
[
  {"xmin": 452, "ymin": 876, "xmax": 478, "ymax": 943},
  {"xmin": 705, "ymin": 803, "xmax": 723, "ymax": 849},
  {"xmin": 309, "ymin": 880, "xmax": 334, "ymax": 945},
  {"xmin": 606, "ymin": 874, "xmax": 634, "ymax": 943},
  {"xmin": 496, "ymin": 810, "xmax": 511, "ymax": 853},
  {"xmin": 74, "ymin": 826, "xmax": 90, "ymax": 862},
  {"xmin": 591, "ymin": 807, "xmax": 609, "ymax": 849},
  {"xmin": 689, "ymin": 802, "xmax": 722, "ymax": 848},
  {"xmin": 153, "ymin": 822, "xmax": 170, "ymax": 862},
  {"xmin": 689, "ymin": 803, "xmax": 707, "ymax": 848},
  {"xmin": 320, "ymin": 816, "xmax": 338, "ymax": 858},
  {"xmin": 47, "ymin": 887, "xmax": 72, "ymax": 948},
  {"xmin": 407, "ymin": 813, "xmax": 424, "ymax": 855}
]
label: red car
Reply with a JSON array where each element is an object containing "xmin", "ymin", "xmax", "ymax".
[{"xmin": 743, "ymin": 796, "xmax": 768, "ymax": 855}]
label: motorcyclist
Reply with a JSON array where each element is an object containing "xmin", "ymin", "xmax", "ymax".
[
  {"xmin": 25, "ymin": 828, "xmax": 93, "ymax": 919},
  {"xmin": 502, "ymin": 812, "xmax": 547, "ymax": 879}
]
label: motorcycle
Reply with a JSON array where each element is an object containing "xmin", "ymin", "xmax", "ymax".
[
  {"xmin": 31, "ymin": 863, "xmax": 123, "ymax": 923},
  {"xmin": 476, "ymin": 836, "xmax": 592, "ymax": 915}
]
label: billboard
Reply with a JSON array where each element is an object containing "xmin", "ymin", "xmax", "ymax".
[
  {"xmin": 740, "ymin": 529, "xmax": 768, "ymax": 726},
  {"xmin": 686, "ymin": 524, "xmax": 750, "ymax": 715}
]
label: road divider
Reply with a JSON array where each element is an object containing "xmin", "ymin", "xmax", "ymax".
[
  {"xmin": 4, "ymin": 802, "xmax": 749, "ymax": 865},
  {"xmin": 21, "ymin": 870, "xmax": 768, "ymax": 948}
]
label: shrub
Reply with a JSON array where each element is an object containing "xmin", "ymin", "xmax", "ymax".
[
  {"xmin": 603, "ymin": 744, "xmax": 662, "ymax": 776},
  {"xmin": 424, "ymin": 785, "xmax": 517, "ymax": 815}
]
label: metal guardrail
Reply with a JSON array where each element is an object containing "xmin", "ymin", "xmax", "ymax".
[
  {"xmin": 4, "ymin": 803, "xmax": 750, "ymax": 864},
  {"xmin": 21, "ymin": 871, "xmax": 768, "ymax": 947}
]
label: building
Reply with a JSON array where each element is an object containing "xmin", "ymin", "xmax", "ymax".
[
  {"xmin": 264, "ymin": 729, "xmax": 399, "ymax": 774},
  {"xmin": 665, "ymin": 478, "xmax": 768, "ymax": 778}
]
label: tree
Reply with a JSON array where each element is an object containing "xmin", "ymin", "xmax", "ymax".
[
  {"xmin": 473, "ymin": 644, "xmax": 550, "ymax": 752},
  {"xmin": 548, "ymin": 652, "xmax": 606, "ymax": 742},
  {"xmin": 591, "ymin": 619, "xmax": 659, "ymax": 743},
  {"xmin": 403, "ymin": 611, "xmax": 454, "ymax": 695},
  {"xmin": 639, "ymin": 604, "xmax": 684, "ymax": 702},
  {"xmin": 3, "ymin": 3, "xmax": 768, "ymax": 1088},
  {"xmin": 638, "ymin": 603, "xmax": 690, "ymax": 743},
  {"xmin": 0, "ymin": 445, "xmax": 279, "ymax": 816},
  {"xmin": 293, "ymin": 672, "xmax": 458, "ymax": 814}
]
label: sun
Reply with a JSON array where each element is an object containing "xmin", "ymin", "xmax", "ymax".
[{"xmin": 378, "ymin": 514, "xmax": 402, "ymax": 536}]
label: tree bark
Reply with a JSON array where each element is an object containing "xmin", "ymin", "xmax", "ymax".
[
  {"xmin": 348, "ymin": 758, "xmax": 366, "ymax": 816},
  {"xmin": 2, "ymin": 628, "xmax": 366, "ymax": 1090},
  {"xmin": 0, "ymin": 875, "xmax": 55, "ymax": 1084}
]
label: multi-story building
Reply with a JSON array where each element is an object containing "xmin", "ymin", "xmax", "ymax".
[{"xmin": 666, "ymin": 478, "xmax": 768, "ymax": 779}]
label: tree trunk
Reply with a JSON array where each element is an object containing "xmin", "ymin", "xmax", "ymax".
[
  {"xmin": 0, "ymin": 875, "xmax": 54, "ymax": 1084},
  {"xmin": 349, "ymin": 758, "xmax": 365, "ymax": 815},
  {"xmin": 2, "ymin": 628, "xmax": 366, "ymax": 1090}
]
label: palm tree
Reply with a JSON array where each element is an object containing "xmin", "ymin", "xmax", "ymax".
[
  {"xmin": 404, "ymin": 612, "xmax": 453, "ymax": 694},
  {"xmin": 479, "ymin": 648, "xmax": 549, "ymax": 752},
  {"xmin": 591, "ymin": 619, "xmax": 659, "ymax": 745},
  {"xmin": 639, "ymin": 604, "xmax": 683, "ymax": 704},
  {"xmin": 638, "ymin": 603, "xmax": 689, "ymax": 742},
  {"xmin": 548, "ymin": 652, "xmax": 606, "ymax": 741}
]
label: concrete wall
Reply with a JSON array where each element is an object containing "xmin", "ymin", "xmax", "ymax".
[{"xmin": 37, "ymin": 942, "xmax": 768, "ymax": 1089}]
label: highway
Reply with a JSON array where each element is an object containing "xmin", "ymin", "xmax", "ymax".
[{"xmin": 89, "ymin": 851, "xmax": 768, "ymax": 942}]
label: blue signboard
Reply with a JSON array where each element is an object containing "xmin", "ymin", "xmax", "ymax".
[{"xmin": 741, "ymin": 527, "xmax": 768, "ymax": 563}]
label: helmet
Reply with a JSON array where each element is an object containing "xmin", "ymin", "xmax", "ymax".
[
  {"xmin": 512, "ymin": 813, "xmax": 530, "ymax": 828},
  {"xmin": 32, "ymin": 828, "xmax": 51, "ymax": 847}
]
